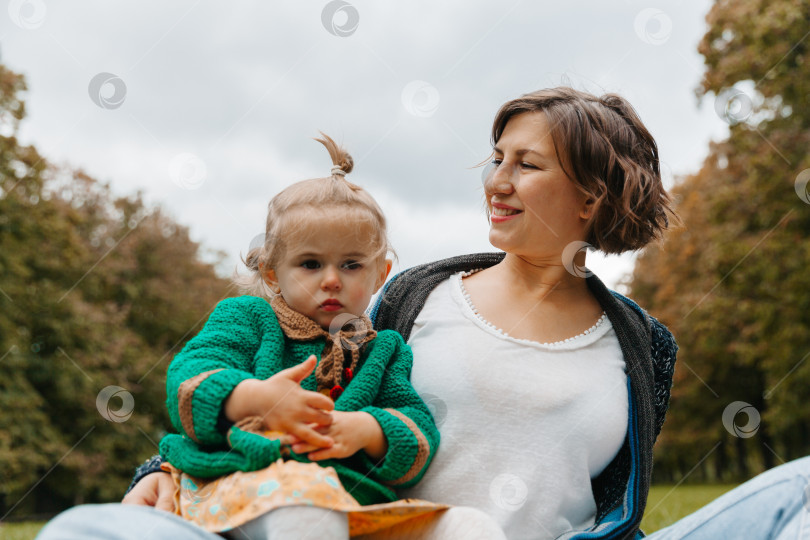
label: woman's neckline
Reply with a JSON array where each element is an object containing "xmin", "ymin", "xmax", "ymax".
[{"xmin": 454, "ymin": 269, "xmax": 609, "ymax": 349}]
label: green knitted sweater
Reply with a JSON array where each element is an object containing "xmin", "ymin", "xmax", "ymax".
[{"xmin": 159, "ymin": 295, "xmax": 439, "ymax": 506}]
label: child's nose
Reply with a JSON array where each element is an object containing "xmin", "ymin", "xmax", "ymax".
[{"xmin": 321, "ymin": 267, "xmax": 342, "ymax": 291}]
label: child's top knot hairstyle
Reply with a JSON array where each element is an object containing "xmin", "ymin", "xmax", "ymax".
[
  {"xmin": 318, "ymin": 132, "xmax": 354, "ymax": 177},
  {"xmin": 490, "ymin": 87, "xmax": 680, "ymax": 254},
  {"xmin": 236, "ymin": 133, "xmax": 392, "ymax": 298}
]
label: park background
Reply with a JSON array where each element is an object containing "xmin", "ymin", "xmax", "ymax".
[{"xmin": 1, "ymin": 0, "xmax": 809, "ymax": 535}]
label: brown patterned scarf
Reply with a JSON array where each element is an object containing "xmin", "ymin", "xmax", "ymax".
[{"xmin": 270, "ymin": 295, "xmax": 376, "ymax": 394}]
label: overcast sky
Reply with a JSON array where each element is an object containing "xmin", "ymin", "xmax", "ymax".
[{"xmin": 0, "ymin": 0, "xmax": 727, "ymax": 291}]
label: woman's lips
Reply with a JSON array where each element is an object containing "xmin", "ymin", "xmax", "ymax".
[
  {"xmin": 490, "ymin": 204, "xmax": 523, "ymax": 223},
  {"xmin": 321, "ymin": 299, "xmax": 343, "ymax": 311}
]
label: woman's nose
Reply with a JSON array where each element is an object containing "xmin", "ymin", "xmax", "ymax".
[
  {"xmin": 321, "ymin": 267, "xmax": 342, "ymax": 291},
  {"xmin": 484, "ymin": 162, "xmax": 517, "ymax": 195}
]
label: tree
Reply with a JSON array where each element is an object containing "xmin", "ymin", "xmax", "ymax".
[
  {"xmin": 630, "ymin": 0, "xmax": 810, "ymax": 482},
  {"xmin": 0, "ymin": 63, "xmax": 233, "ymax": 516}
]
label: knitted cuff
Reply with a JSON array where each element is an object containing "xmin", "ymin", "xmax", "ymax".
[
  {"xmin": 358, "ymin": 406, "xmax": 431, "ymax": 487},
  {"xmin": 159, "ymin": 432, "xmax": 278, "ymax": 478},
  {"xmin": 182, "ymin": 368, "xmax": 256, "ymax": 446},
  {"xmin": 225, "ymin": 425, "xmax": 282, "ymax": 471},
  {"xmin": 216, "ymin": 404, "xmax": 235, "ymax": 434}
]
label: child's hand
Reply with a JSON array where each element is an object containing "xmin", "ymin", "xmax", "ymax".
[
  {"xmin": 225, "ymin": 356, "xmax": 336, "ymax": 449},
  {"xmin": 289, "ymin": 411, "xmax": 388, "ymax": 461},
  {"xmin": 121, "ymin": 471, "xmax": 175, "ymax": 512}
]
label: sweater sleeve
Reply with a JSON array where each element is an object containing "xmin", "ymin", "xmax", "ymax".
[
  {"xmin": 165, "ymin": 296, "xmax": 272, "ymax": 447},
  {"xmin": 358, "ymin": 331, "xmax": 439, "ymax": 488}
]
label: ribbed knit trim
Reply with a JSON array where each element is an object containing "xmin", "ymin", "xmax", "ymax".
[
  {"xmin": 586, "ymin": 278, "xmax": 653, "ymax": 538},
  {"xmin": 187, "ymin": 368, "xmax": 258, "ymax": 445},
  {"xmin": 227, "ymin": 416, "xmax": 264, "ymax": 447},
  {"xmin": 358, "ymin": 404, "xmax": 432, "ymax": 488},
  {"xmin": 383, "ymin": 408, "xmax": 431, "ymax": 486},
  {"xmin": 178, "ymin": 368, "xmax": 224, "ymax": 443}
]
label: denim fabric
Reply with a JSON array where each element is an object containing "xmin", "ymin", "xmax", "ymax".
[
  {"xmin": 35, "ymin": 503, "xmax": 218, "ymax": 540},
  {"xmin": 646, "ymin": 456, "xmax": 810, "ymax": 540}
]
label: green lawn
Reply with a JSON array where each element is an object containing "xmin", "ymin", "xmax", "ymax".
[
  {"xmin": 641, "ymin": 483, "xmax": 739, "ymax": 533},
  {"xmin": 0, "ymin": 521, "xmax": 45, "ymax": 540},
  {"xmin": 0, "ymin": 485, "xmax": 740, "ymax": 539}
]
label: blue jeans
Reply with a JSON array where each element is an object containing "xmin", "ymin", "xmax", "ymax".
[
  {"xmin": 645, "ymin": 456, "xmax": 810, "ymax": 540},
  {"xmin": 36, "ymin": 457, "xmax": 810, "ymax": 539}
]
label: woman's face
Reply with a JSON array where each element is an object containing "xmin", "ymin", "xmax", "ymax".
[{"xmin": 484, "ymin": 111, "xmax": 592, "ymax": 262}]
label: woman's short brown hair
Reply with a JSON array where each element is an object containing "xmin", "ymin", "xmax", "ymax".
[{"xmin": 491, "ymin": 87, "xmax": 678, "ymax": 254}]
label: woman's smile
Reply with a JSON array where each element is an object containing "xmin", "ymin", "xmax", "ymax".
[{"xmin": 490, "ymin": 202, "xmax": 523, "ymax": 222}]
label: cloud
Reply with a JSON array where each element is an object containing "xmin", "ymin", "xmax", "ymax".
[{"xmin": 2, "ymin": 0, "xmax": 722, "ymax": 288}]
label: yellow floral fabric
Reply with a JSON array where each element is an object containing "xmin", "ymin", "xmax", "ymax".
[{"xmin": 162, "ymin": 460, "xmax": 448, "ymax": 537}]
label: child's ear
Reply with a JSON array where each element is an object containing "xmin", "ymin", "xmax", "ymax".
[
  {"xmin": 375, "ymin": 259, "xmax": 393, "ymax": 291},
  {"xmin": 263, "ymin": 268, "xmax": 281, "ymax": 294}
]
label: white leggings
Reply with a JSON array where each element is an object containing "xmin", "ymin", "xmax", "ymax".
[{"xmin": 224, "ymin": 505, "xmax": 507, "ymax": 540}]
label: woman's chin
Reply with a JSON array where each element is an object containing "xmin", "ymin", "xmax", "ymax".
[
  {"xmin": 489, "ymin": 232, "xmax": 563, "ymax": 261},
  {"xmin": 488, "ymin": 231, "xmax": 518, "ymax": 254}
]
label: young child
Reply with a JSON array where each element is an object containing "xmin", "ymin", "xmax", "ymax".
[{"xmin": 158, "ymin": 134, "xmax": 445, "ymax": 539}]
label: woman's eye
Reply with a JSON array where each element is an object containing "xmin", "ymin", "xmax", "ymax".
[
  {"xmin": 492, "ymin": 159, "xmax": 503, "ymax": 166},
  {"xmin": 520, "ymin": 162, "xmax": 537, "ymax": 169},
  {"xmin": 301, "ymin": 260, "xmax": 320, "ymax": 269}
]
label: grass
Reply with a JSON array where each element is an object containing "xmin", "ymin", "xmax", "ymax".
[
  {"xmin": 641, "ymin": 483, "xmax": 739, "ymax": 533},
  {"xmin": 0, "ymin": 485, "xmax": 740, "ymax": 539},
  {"xmin": 0, "ymin": 521, "xmax": 46, "ymax": 540}
]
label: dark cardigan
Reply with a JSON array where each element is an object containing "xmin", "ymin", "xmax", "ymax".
[
  {"xmin": 369, "ymin": 253, "xmax": 677, "ymax": 539},
  {"xmin": 129, "ymin": 253, "xmax": 677, "ymax": 539}
]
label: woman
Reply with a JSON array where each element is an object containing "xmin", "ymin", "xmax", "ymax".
[{"xmin": 37, "ymin": 88, "xmax": 810, "ymax": 540}]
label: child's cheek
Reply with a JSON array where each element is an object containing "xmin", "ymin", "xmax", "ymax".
[{"xmin": 349, "ymin": 287, "xmax": 369, "ymax": 312}]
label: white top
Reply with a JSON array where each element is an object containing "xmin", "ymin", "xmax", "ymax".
[{"xmin": 398, "ymin": 273, "xmax": 629, "ymax": 540}]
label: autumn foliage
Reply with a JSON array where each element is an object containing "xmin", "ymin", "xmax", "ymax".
[
  {"xmin": 0, "ymin": 64, "xmax": 232, "ymax": 516},
  {"xmin": 631, "ymin": 0, "xmax": 810, "ymax": 482}
]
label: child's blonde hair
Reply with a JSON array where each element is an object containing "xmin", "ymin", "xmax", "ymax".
[{"xmin": 235, "ymin": 133, "xmax": 393, "ymax": 298}]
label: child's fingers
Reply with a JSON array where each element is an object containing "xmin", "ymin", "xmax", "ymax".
[
  {"xmin": 282, "ymin": 424, "xmax": 329, "ymax": 448},
  {"xmin": 285, "ymin": 433, "xmax": 302, "ymax": 445},
  {"xmin": 302, "ymin": 406, "xmax": 333, "ymax": 427},
  {"xmin": 286, "ymin": 422, "xmax": 328, "ymax": 448},
  {"xmin": 280, "ymin": 355, "xmax": 318, "ymax": 383},
  {"xmin": 289, "ymin": 424, "xmax": 333, "ymax": 450},
  {"xmin": 307, "ymin": 446, "xmax": 343, "ymax": 461},
  {"xmin": 291, "ymin": 442, "xmax": 319, "ymax": 454},
  {"xmin": 278, "ymin": 433, "xmax": 298, "ymax": 446},
  {"xmin": 306, "ymin": 391, "xmax": 335, "ymax": 412}
]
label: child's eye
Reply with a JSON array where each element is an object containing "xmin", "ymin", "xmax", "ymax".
[
  {"xmin": 491, "ymin": 158, "xmax": 503, "ymax": 166},
  {"xmin": 342, "ymin": 260, "xmax": 363, "ymax": 270},
  {"xmin": 301, "ymin": 260, "xmax": 321, "ymax": 270}
]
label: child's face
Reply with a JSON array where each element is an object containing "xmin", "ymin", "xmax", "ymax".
[{"xmin": 265, "ymin": 211, "xmax": 391, "ymax": 330}]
